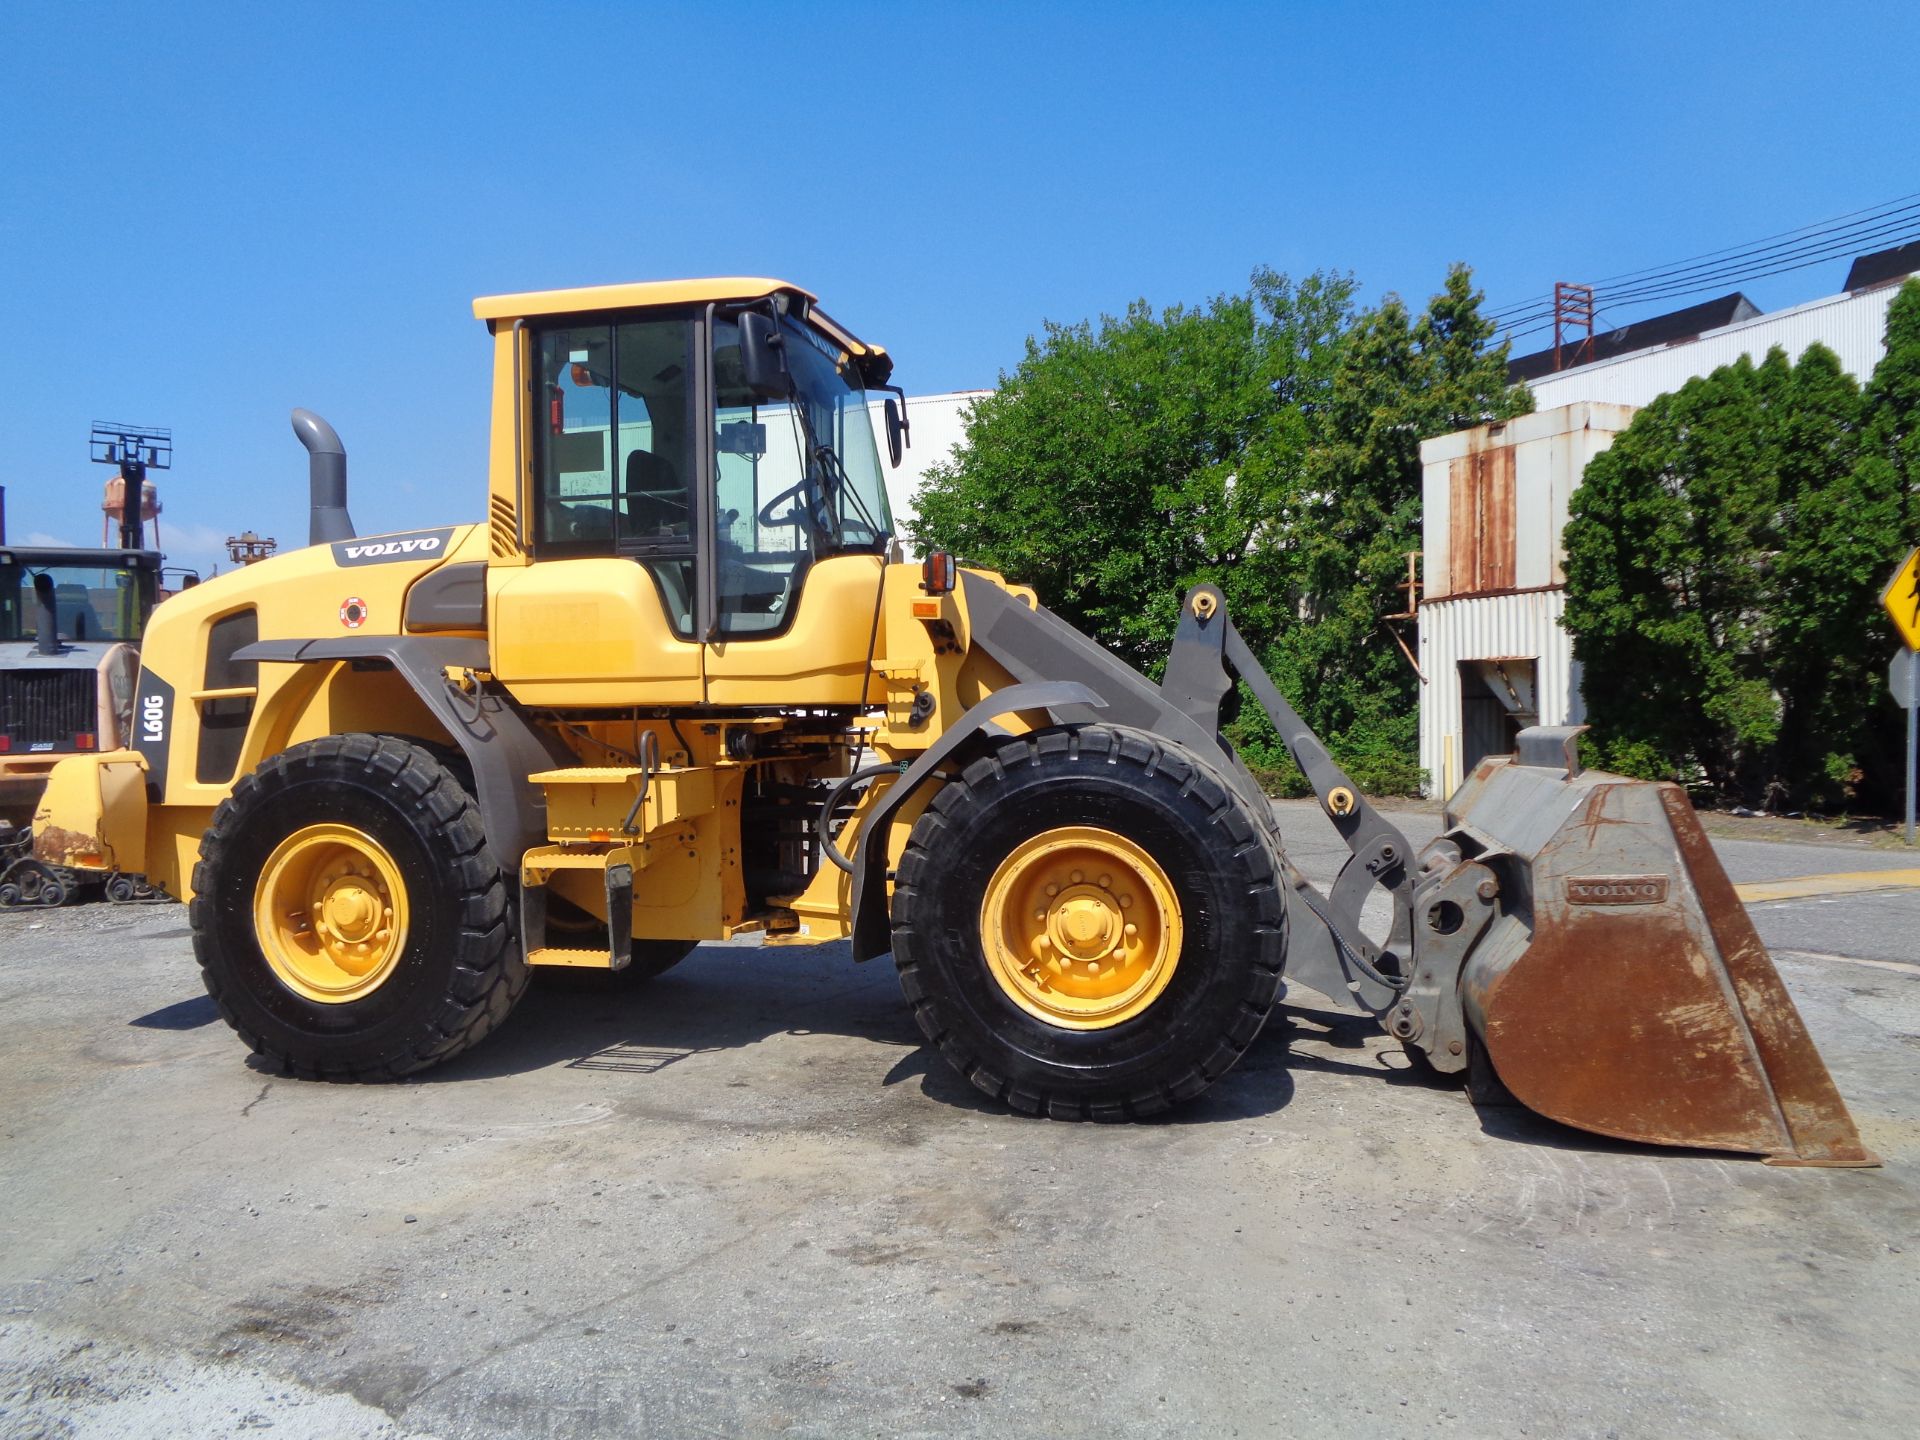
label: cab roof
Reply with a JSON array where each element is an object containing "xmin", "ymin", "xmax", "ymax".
[
  {"xmin": 472, "ymin": 276, "xmax": 813, "ymax": 321},
  {"xmin": 470, "ymin": 277, "xmax": 891, "ymax": 381}
]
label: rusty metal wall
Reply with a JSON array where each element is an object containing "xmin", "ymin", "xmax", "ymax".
[
  {"xmin": 1421, "ymin": 403, "xmax": 1633, "ymax": 601},
  {"xmin": 1417, "ymin": 589, "xmax": 1582, "ymax": 798},
  {"xmin": 1446, "ymin": 445, "xmax": 1516, "ymax": 594}
]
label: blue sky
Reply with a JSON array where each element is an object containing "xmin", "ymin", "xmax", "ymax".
[{"xmin": 2, "ymin": 1, "xmax": 1914, "ymax": 578}]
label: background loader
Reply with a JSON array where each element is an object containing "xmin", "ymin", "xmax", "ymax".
[{"xmin": 29, "ymin": 278, "xmax": 1875, "ymax": 1165}]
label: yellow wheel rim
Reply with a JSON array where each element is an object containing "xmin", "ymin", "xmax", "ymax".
[
  {"xmin": 979, "ymin": 825, "xmax": 1183, "ymax": 1030},
  {"xmin": 253, "ymin": 823, "xmax": 411, "ymax": 1004}
]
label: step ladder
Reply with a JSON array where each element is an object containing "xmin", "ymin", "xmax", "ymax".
[{"xmin": 519, "ymin": 764, "xmax": 715, "ymax": 970}]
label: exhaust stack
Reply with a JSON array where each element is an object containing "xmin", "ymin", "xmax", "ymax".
[
  {"xmin": 32, "ymin": 573, "xmax": 61, "ymax": 655},
  {"xmin": 293, "ymin": 408, "xmax": 355, "ymax": 545}
]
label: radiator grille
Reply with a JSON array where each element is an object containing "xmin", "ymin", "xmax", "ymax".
[{"xmin": 0, "ymin": 669, "xmax": 96, "ymax": 749}]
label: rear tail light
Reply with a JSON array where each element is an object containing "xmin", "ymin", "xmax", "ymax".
[
  {"xmin": 76, "ymin": 733, "xmax": 97, "ymax": 751},
  {"xmin": 0, "ymin": 736, "xmax": 11, "ymax": 754}
]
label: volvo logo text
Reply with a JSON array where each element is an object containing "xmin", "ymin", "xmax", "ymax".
[{"xmin": 1566, "ymin": 876, "xmax": 1669, "ymax": 906}]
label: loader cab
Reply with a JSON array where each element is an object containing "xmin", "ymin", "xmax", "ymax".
[{"xmin": 480, "ymin": 281, "xmax": 896, "ymax": 708}]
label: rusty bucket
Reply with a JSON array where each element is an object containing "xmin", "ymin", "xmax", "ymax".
[{"xmin": 1441, "ymin": 738, "xmax": 1877, "ymax": 1167}]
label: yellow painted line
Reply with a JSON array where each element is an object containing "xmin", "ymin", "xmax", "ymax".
[{"xmin": 1733, "ymin": 868, "xmax": 1920, "ymax": 904}]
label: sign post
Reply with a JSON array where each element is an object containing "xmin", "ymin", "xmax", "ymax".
[
  {"xmin": 1883, "ymin": 547, "xmax": 1920, "ymax": 846},
  {"xmin": 1893, "ymin": 651, "xmax": 1917, "ymax": 845}
]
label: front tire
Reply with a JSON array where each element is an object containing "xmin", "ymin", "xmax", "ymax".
[
  {"xmin": 191, "ymin": 734, "xmax": 526, "ymax": 1079},
  {"xmin": 891, "ymin": 725, "xmax": 1287, "ymax": 1119}
]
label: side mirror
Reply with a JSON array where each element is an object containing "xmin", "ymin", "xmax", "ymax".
[
  {"xmin": 883, "ymin": 396, "xmax": 908, "ymax": 468},
  {"xmin": 738, "ymin": 311, "xmax": 789, "ymax": 401}
]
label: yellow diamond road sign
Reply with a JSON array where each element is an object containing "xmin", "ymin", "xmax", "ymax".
[{"xmin": 1887, "ymin": 546, "xmax": 1920, "ymax": 652}]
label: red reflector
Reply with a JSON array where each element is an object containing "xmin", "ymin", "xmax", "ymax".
[
  {"xmin": 76, "ymin": 733, "xmax": 97, "ymax": 751},
  {"xmin": 0, "ymin": 735, "xmax": 11, "ymax": 753},
  {"xmin": 549, "ymin": 385, "xmax": 564, "ymax": 434}
]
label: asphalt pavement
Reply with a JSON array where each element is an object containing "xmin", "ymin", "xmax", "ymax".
[{"xmin": 1, "ymin": 800, "xmax": 1916, "ymax": 1439}]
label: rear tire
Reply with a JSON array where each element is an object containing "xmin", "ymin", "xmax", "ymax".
[
  {"xmin": 891, "ymin": 725, "xmax": 1287, "ymax": 1119},
  {"xmin": 191, "ymin": 734, "xmax": 526, "ymax": 1079}
]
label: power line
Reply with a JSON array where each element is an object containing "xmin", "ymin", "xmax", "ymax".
[
  {"xmin": 1485, "ymin": 192, "xmax": 1920, "ymax": 327},
  {"xmin": 1494, "ymin": 214, "xmax": 1920, "ymax": 335},
  {"xmin": 1488, "ymin": 192, "xmax": 1920, "ymax": 352}
]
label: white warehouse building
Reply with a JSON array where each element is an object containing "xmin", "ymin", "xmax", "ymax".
[
  {"xmin": 868, "ymin": 389, "xmax": 988, "ymax": 552},
  {"xmin": 1417, "ymin": 247, "xmax": 1917, "ymax": 797}
]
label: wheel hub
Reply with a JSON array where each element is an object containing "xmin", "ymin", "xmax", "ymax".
[
  {"xmin": 980, "ymin": 826, "xmax": 1182, "ymax": 1030},
  {"xmin": 254, "ymin": 823, "xmax": 410, "ymax": 1003},
  {"xmin": 318, "ymin": 876, "xmax": 382, "ymax": 945}
]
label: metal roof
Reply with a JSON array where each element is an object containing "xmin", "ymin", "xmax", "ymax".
[
  {"xmin": 1509, "ymin": 293, "xmax": 1763, "ymax": 383},
  {"xmin": 1844, "ymin": 240, "xmax": 1920, "ymax": 292}
]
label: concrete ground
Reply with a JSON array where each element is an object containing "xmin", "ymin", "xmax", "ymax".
[{"xmin": 2, "ymin": 801, "xmax": 1917, "ymax": 1439}]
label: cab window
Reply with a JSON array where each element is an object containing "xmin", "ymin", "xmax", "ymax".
[
  {"xmin": 711, "ymin": 316, "xmax": 892, "ymax": 638},
  {"xmin": 532, "ymin": 319, "xmax": 697, "ymax": 633}
]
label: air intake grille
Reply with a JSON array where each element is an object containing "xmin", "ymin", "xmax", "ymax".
[
  {"xmin": 0, "ymin": 669, "xmax": 95, "ymax": 749},
  {"xmin": 489, "ymin": 495, "xmax": 519, "ymax": 557}
]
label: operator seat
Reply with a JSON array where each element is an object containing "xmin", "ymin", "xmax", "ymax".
[
  {"xmin": 623, "ymin": 447, "xmax": 694, "ymax": 634},
  {"xmin": 623, "ymin": 448, "xmax": 689, "ymax": 538}
]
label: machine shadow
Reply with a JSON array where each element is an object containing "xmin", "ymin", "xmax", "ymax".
[
  {"xmin": 129, "ymin": 994, "xmax": 221, "ymax": 1030},
  {"xmin": 224, "ymin": 945, "xmax": 1717, "ymax": 1158},
  {"xmin": 420, "ymin": 942, "xmax": 920, "ymax": 1085},
  {"xmin": 413, "ymin": 951, "xmax": 1420, "ymax": 1125}
]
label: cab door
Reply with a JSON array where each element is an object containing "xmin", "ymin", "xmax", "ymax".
[
  {"xmin": 490, "ymin": 315, "xmax": 707, "ymax": 706},
  {"xmin": 699, "ymin": 313, "xmax": 891, "ymax": 708}
]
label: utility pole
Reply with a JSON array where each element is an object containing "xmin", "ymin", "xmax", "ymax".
[{"xmin": 1552, "ymin": 283, "xmax": 1596, "ymax": 372}]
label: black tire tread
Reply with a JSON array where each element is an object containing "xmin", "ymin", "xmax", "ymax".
[
  {"xmin": 891, "ymin": 724, "xmax": 1287, "ymax": 1120},
  {"xmin": 190, "ymin": 733, "xmax": 525, "ymax": 1080}
]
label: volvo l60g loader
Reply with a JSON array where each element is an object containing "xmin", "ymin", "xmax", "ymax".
[{"xmin": 30, "ymin": 279, "xmax": 1875, "ymax": 1165}]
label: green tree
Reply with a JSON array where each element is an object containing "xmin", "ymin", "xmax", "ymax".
[
  {"xmin": 909, "ymin": 264, "xmax": 1528, "ymax": 794},
  {"xmin": 1265, "ymin": 264, "xmax": 1530, "ymax": 783},
  {"xmin": 1562, "ymin": 354, "xmax": 1789, "ymax": 797},
  {"xmin": 1769, "ymin": 344, "xmax": 1868, "ymax": 805},
  {"xmin": 908, "ymin": 268, "xmax": 1357, "ymax": 674},
  {"xmin": 1846, "ymin": 278, "xmax": 1920, "ymax": 803},
  {"xmin": 1566, "ymin": 284, "xmax": 1920, "ymax": 810},
  {"xmin": 1859, "ymin": 279, "xmax": 1920, "ymax": 542}
]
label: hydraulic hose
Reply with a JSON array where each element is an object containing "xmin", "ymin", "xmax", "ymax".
[{"xmin": 817, "ymin": 764, "xmax": 903, "ymax": 875}]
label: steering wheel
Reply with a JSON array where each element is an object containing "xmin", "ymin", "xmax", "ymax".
[{"xmin": 757, "ymin": 474, "xmax": 823, "ymax": 528}]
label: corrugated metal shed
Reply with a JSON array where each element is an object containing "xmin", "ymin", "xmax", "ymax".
[
  {"xmin": 1417, "ymin": 589, "xmax": 1583, "ymax": 799},
  {"xmin": 1526, "ymin": 282, "xmax": 1906, "ymax": 411},
  {"xmin": 1416, "ymin": 404, "xmax": 1630, "ymax": 796}
]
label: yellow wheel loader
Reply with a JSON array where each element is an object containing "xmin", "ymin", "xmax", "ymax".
[{"xmin": 29, "ymin": 279, "xmax": 1876, "ymax": 1165}]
